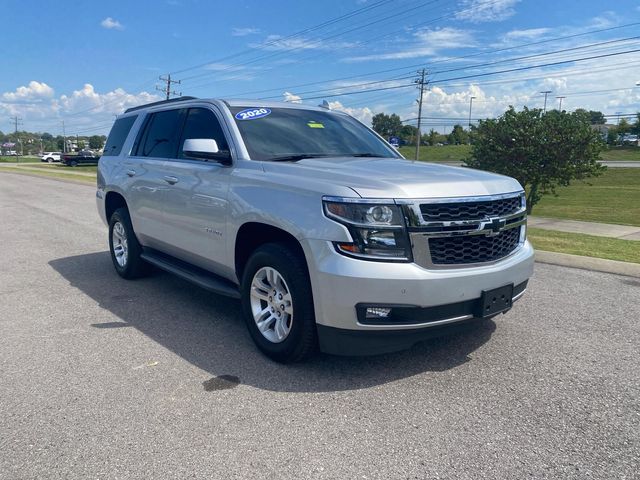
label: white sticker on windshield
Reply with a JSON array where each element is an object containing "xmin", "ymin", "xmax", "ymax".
[{"xmin": 235, "ymin": 108, "xmax": 271, "ymax": 120}]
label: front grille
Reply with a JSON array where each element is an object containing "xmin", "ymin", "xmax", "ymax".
[
  {"xmin": 429, "ymin": 227, "xmax": 521, "ymax": 265},
  {"xmin": 420, "ymin": 196, "xmax": 522, "ymax": 222}
]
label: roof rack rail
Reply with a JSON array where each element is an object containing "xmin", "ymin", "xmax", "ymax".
[{"xmin": 124, "ymin": 96, "xmax": 198, "ymax": 114}]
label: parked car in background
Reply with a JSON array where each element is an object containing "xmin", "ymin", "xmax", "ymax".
[
  {"xmin": 41, "ymin": 152, "xmax": 62, "ymax": 163},
  {"xmin": 62, "ymin": 150, "xmax": 100, "ymax": 166}
]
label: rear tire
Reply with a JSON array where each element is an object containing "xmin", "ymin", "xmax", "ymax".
[
  {"xmin": 108, "ymin": 207, "xmax": 149, "ymax": 279},
  {"xmin": 241, "ymin": 243, "xmax": 317, "ymax": 363}
]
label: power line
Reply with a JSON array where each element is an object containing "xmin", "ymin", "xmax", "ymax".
[
  {"xmin": 237, "ymin": 37, "xmax": 639, "ymax": 102},
  {"xmin": 182, "ymin": 17, "xmax": 640, "ymax": 94},
  {"xmin": 171, "ymin": 0, "xmax": 396, "ymax": 76}
]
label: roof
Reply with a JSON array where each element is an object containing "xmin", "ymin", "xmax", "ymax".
[{"xmin": 123, "ymin": 97, "xmax": 335, "ymax": 115}]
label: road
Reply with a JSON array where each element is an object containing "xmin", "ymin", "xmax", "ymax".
[{"xmin": 0, "ymin": 173, "xmax": 638, "ymax": 480}]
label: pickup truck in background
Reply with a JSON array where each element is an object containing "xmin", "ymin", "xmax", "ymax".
[{"xmin": 62, "ymin": 150, "xmax": 100, "ymax": 166}]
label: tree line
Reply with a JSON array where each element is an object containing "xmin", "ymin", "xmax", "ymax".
[
  {"xmin": 0, "ymin": 130, "xmax": 106, "ymax": 155},
  {"xmin": 372, "ymin": 109, "xmax": 640, "ymax": 146}
]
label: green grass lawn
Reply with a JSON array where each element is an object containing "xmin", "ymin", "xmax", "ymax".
[
  {"xmin": 528, "ymin": 228, "xmax": 640, "ymax": 264},
  {"xmin": 26, "ymin": 163, "xmax": 99, "ymax": 173},
  {"xmin": 531, "ymin": 168, "xmax": 640, "ymax": 227},
  {"xmin": 0, "ymin": 166, "xmax": 95, "ymax": 183},
  {"xmin": 397, "ymin": 144, "xmax": 639, "ymax": 162},
  {"xmin": 0, "ymin": 156, "xmax": 40, "ymax": 163},
  {"xmin": 600, "ymin": 146, "xmax": 640, "ymax": 161},
  {"xmin": 398, "ymin": 145, "xmax": 470, "ymax": 162}
]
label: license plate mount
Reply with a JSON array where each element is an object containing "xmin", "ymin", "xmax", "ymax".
[{"xmin": 480, "ymin": 284, "xmax": 514, "ymax": 318}]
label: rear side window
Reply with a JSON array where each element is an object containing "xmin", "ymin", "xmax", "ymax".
[
  {"xmin": 137, "ymin": 109, "xmax": 183, "ymax": 158},
  {"xmin": 178, "ymin": 108, "xmax": 229, "ymax": 159},
  {"xmin": 103, "ymin": 115, "xmax": 137, "ymax": 157}
]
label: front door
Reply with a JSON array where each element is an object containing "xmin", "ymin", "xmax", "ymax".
[{"xmin": 160, "ymin": 107, "xmax": 232, "ymax": 275}]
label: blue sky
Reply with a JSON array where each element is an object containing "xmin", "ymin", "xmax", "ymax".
[{"xmin": 1, "ymin": 0, "xmax": 640, "ymax": 136}]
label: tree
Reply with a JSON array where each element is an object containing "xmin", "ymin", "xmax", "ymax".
[
  {"xmin": 464, "ymin": 107, "xmax": 605, "ymax": 214},
  {"xmin": 371, "ymin": 113, "xmax": 402, "ymax": 139},
  {"xmin": 89, "ymin": 135, "xmax": 104, "ymax": 150},
  {"xmin": 427, "ymin": 129, "xmax": 439, "ymax": 146},
  {"xmin": 575, "ymin": 109, "xmax": 606, "ymax": 125},
  {"xmin": 398, "ymin": 125, "xmax": 416, "ymax": 145},
  {"xmin": 447, "ymin": 124, "xmax": 468, "ymax": 145},
  {"xmin": 617, "ymin": 118, "xmax": 631, "ymax": 136},
  {"xmin": 632, "ymin": 113, "xmax": 640, "ymax": 135}
]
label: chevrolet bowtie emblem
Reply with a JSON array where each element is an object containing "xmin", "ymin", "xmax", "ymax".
[{"xmin": 481, "ymin": 217, "xmax": 507, "ymax": 236}]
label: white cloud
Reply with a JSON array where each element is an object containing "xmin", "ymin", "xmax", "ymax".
[
  {"xmin": 456, "ymin": 0, "xmax": 520, "ymax": 23},
  {"xmin": 2, "ymin": 81, "xmax": 54, "ymax": 102},
  {"xmin": 327, "ymin": 101, "xmax": 374, "ymax": 126},
  {"xmin": 283, "ymin": 92, "xmax": 302, "ymax": 103},
  {"xmin": 0, "ymin": 83, "xmax": 159, "ymax": 134},
  {"xmin": 504, "ymin": 28, "xmax": 550, "ymax": 40},
  {"xmin": 588, "ymin": 11, "xmax": 620, "ymax": 29},
  {"xmin": 252, "ymin": 35, "xmax": 354, "ymax": 52},
  {"xmin": 232, "ymin": 27, "xmax": 260, "ymax": 37},
  {"xmin": 344, "ymin": 27, "xmax": 474, "ymax": 62},
  {"xmin": 101, "ymin": 17, "xmax": 124, "ymax": 30}
]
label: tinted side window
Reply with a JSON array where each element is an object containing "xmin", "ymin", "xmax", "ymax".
[
  {"xmin": 139, "ymin": 109, "xmax": 182, "ymax": 158},
  {"xmin": 178, "ymin": 108, "xmax": 229, "ymax": 159},
  {"xmin": 103, "ymin": 115, "xmax": 137, "ymax": 157}
]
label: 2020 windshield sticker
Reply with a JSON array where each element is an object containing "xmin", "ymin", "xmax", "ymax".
[{"xmin": 235, "ymin": 108, "xmax": 271, "ymax": 121}]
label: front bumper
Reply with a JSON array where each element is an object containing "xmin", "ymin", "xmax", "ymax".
[{"xmin": 302, "ymin": 238, "xmax": 534, "ymax": 354}]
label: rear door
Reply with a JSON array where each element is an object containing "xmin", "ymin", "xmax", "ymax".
[
  {"xmin": 124, "ymin": 108, "xmax": 184, "ymax": 248},
  {"xmin": 160, "ymin": 106, "xmax": 232, "ymax": 274}
]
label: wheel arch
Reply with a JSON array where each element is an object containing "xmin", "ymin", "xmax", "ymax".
[
  {"xmin": 105, "ymin": 191, "xmax": 128, "ymax": 222},
  {"xmin": 235, "ymin": 222, "xmax": 308, "ymax": 282}
]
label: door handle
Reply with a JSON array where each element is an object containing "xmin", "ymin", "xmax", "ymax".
[
  {"xmin": 126, "ymin": 169, "xmax": 136, "ymax": 177},
  {"xmin": 164, "ymin": 175, "xmax": 179, "ymax": 185}
]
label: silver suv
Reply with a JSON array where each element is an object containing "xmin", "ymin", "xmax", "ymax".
[{"xmin": 97, "ymin": 97, "xmax": 534, "ymax": 362}]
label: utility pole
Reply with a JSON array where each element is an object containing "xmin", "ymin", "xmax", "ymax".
[
  {"xmin": 540, "ymin": 90, "xmax": 552, "ymax": 113},
  {"xmin": 468, "ymin": 96, "xmax": 476, "ymax": 144},
  {"xmin": 156, "ymin": 74, "xmax": 181, "ymax": 100},
  {"xmin": 62, "ymin": 120, "xmax": 66, "ymax": 154},
  {"xmin": 414, "ymin": 68, "xmax": 428, "ymax": 161},
  {"xmin": 556, "ymin": 96, "xmax": 566, "ymax": 111},
  {"xmin": 10, "ymin": 115, "xmax": 23, "ymax": 162},
  {"xmin": 616, "ymin": 111, "xmax": 623, "ymax": 125}
]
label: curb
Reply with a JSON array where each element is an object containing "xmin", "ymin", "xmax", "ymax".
[{"xmin": 535, "ymin": 250, "xmax": 640, "ymax": 278}]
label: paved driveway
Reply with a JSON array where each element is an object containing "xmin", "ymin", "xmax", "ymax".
[{"xmin": 0, "ymin": 173, "xmax": 638, "ymax": 479}]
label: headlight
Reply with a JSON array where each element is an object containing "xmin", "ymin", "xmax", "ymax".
[{"xmin": 323, "ymin": 198, "xmax": 411, "ymax": 261}]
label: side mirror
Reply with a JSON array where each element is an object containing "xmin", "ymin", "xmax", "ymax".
[{"xmin": 182, "ymin": 138, "xmax": 231, "ymax": 164}]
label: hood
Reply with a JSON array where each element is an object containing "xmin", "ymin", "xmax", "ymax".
[{"xmin": 262, "ymin": 157, "xmax": 522, "ymax": 199}]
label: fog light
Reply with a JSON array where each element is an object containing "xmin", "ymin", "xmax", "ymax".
[{"xmin": 366, "ymin": 307, "xmax": 392, "ymax": 319}]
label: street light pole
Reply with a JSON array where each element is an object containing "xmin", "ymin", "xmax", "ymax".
[
  {"xmin": 540, "ymin": 90, "xmax": 552, "ymax": 113},
  {"xmin": 468, "ymin": 96, "xmax": 476, "ymax": 144}
]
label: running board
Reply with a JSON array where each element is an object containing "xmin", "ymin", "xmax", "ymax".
[{"xmin": 141, "ymin": 249, "xmax": 241, "ymax": 299}]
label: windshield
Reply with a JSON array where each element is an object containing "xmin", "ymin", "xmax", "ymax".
[{"xmin": 230, "ymin": 106, "xmax": 399, "ymax": 161}]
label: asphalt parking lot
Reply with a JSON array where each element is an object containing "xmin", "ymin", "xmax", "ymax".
[{"xmin": 0, "ymin": 173, "xmax": 638, "ymax": 480}]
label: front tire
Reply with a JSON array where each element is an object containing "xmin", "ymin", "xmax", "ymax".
[
  {"xmin": 241, "ymin": 243, "xmax": 317, "ymax": 363},
  {"xmin": 108, "ymin": 207, "xmax": 148, "ymax": 279}
]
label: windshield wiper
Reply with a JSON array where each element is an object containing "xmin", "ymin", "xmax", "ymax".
[{"xmin": 268, "ymin": 154, "xmax": 333, "ymax": 162}]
